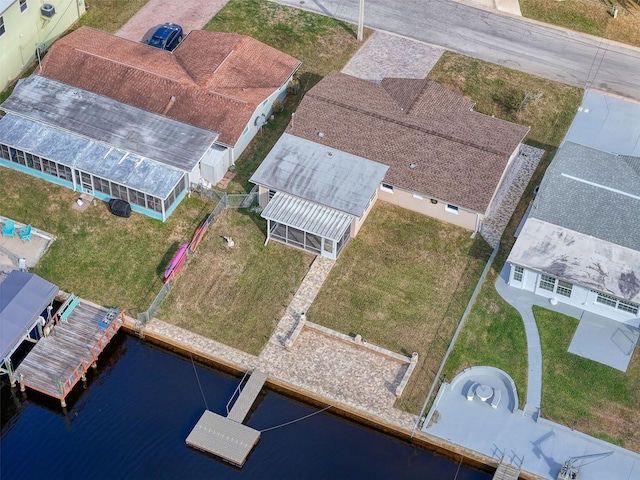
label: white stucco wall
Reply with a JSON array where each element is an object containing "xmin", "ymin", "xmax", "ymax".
[{"xmin": 508, "ymin": 264, "xmax": 640, "ymax": 325}]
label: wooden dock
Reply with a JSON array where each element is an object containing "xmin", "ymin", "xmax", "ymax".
[
  {"xmin": 493, "ymin": 462, "xmax": 521, "ymax": 480},
  {"xmin": 186, "ymin": 369, "xmax": 267, "ymax": 467},
  {"xmin": 14, "ymin": 299, "xmax": 123, "ymax": 407},
  {"xmin": 228, "ymin": 369, "xmax": 267, "ymax": 423}
]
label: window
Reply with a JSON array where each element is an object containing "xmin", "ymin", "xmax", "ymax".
[
  {"xmin": 513, "ymin": 265, "xmax": 524, "ymax": 282},
  {"xmin": 0, "ymin": 16, "xmax": 5, "ymax": 37},
  {"xmin": 0, "ymin": 144, "xmax": 9, "ymax": 159},
  {"xmin": 556, "ymin": 280, "xmax": 573, "ymax": 297},
  {"xmin": 595, "ymin": 292, "xmax": 639, "ymax": 315},
  {"xmin": 445, "ymin": 204, "xmax": 459, "ymax": 214},
  {"xmin": 539, "ymin": 275, "xmax": 572, "ymax": 297},
  {"xmin": 268, "ymin": 190, "xmax": 276, "ymax": 201},
  {"xmin": 539, "ymin": 274, "xmax": 555, "ymax": 292},
  {"xmin": 20, "ymin": 0, "xmax": 27, "ymax": 12},
  {"xmin": 380, "ymin": 183, "xmax": 394, "ymax": 193}
]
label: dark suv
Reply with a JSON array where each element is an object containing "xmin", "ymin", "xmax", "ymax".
[{"xmin": 147, "ymin": 23, "xmax": 183, "ymax": 51}]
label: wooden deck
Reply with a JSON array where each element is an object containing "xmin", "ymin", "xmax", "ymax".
[
  {"xmin": 227, "ymin": 370, "xmax": 267, "ymax": 423},
  {"xmin": 186, "ymin": 410, "xmax": 261, "ymax": 467},
  {"xmin": 14, "ymin": 299, "xmax": 123, "ymax": 405}
]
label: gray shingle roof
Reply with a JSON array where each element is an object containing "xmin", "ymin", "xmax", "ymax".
[{"xmin": 531, "ymin": 142, "xmax": 640, "ymax": 251}]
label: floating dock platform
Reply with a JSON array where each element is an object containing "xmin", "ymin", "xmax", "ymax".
[
  {"xmin": 14, "ymin": 298, "xmax": 123, "ymax": 407},
  {"xmin": 186, "ymin": 369, "xmax": 267, "ymax": 467}
]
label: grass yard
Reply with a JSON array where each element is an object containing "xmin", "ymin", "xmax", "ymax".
[
  {"xmin": 520, "ymin": 0, "xmax": 640, "ymax": 48},
  {"xmin": 77, "ymin": 0, "xmax": 151, "ymax": 33},
  {"xmin": 535, "ymin": 307, "xmax": 640, "ymax": 451},
  {"xmin": 157, "ymin": 209, "xmax": 314, "ymax": 355},
  {"xmin": 307, "ymin": 202, "xmax": 493, "ymax": 414},
  {"xmin": 433, "ymin": 53, "xmax": 583, "ymax": 406},
  {"xmin": 0, "ymin": 168, "xmax": 213, "ymax": 314},
  {"xmin": 205, "ymin": 0, "xmax": 372, "ymax": 193}
]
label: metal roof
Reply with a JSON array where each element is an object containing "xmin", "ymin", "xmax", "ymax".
[
  {"xmin": 565, "ymin": 90, "xmax": 640, "ymax": 156},
  {"xmin": 2, "ymin": 75, "xmax": 218, "ymax": 171},
  {"xmin": 507, "ymin": 218, "xmax": 640, "ymax": 303},
  {"xmin": 0, "ymin": 271, "xmax": 58, "ymax": 360},
  {"xmin": 0, "ymin": 114, "xmax": 184, "ymax": 199},
  {"xmin": 530, "ymin": 142, "xmax": 640, "ymax": 251},
  {"xmin": 250, "ymin": 133, "xmax": 387, "ymax": 217},
  {"xmin": 262, "ymin": 192, "xmax": 353, "ymax": 241}
]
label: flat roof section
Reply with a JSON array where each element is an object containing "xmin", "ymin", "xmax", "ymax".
[
  {"xmin": 262, "ymin": 192, "xmax": 353, "ymax": 241},
  {"xmin": 507, "ymin": 218, "xmax": 640, "ymax": 304},
  {"xmin": 251, "ymin": 134, "xmax": 388, "ymax": 217},
  {"xmin": 0, "ymin": 114, "xmax": 184, "ymax": 199},
  {"xmin": 0, "ymin": 271, "xmax": 58, "ymax": 360},
  {"xmin": 565, "ymin": 90, "xmax": 640, "ymax": 156},
  {"xmin": 2, "ymin": 75, "xmax": 218, "ymax": 171}
]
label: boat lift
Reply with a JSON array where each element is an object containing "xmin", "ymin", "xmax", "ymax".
[{"xmin": 557, "ymin": 450, "xmax": 613, "ymax": 479}]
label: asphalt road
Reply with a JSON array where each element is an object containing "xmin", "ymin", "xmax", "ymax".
[{"xmin": 274, "ymin": 0, "xmax": 640, "ymax": 101}]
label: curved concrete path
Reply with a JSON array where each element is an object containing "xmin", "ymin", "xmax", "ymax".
[{"xmin": 495, "ymin": 264, "xmax": 542, "ymax": 420}]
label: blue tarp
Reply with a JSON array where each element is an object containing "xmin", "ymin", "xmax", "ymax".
[{"xmin": 0, "ymin": 271, "xmax": 58, "ymax": 360}]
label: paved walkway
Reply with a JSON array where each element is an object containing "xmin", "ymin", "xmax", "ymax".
[
  {"xmin": 342, "ymin": 31, "xmax": 445, "ymax": 82},
  {"xmin": 142, "ymin": 255, "xmax": 417, "ymax": 431},
  {"xmin": 116, "ymin": 0, "xmax": 229, "ymax": 42},
  {"xmin": 494, "ymin": 264, "xmax": 543, "ymax": 420}
]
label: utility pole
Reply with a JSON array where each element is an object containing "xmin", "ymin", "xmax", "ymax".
[{"xmin": 357, "ymin": 0, "xmax": 364, "ymax": 41}]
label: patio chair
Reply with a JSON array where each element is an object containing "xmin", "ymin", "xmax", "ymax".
[
  {"xmin": 2, "ymin": 219, "xmax": 15, "ymax": 237},
  {"xmin": 19, "ymin": 224, "xmax": 32, "ymax": 242}
]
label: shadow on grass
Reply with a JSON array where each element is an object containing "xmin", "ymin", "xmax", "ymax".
[{"xmin": 156, "ymin": 241, "xmax": 181, "ymax": 277}]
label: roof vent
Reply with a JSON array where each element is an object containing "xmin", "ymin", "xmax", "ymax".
[
  {"xmin": 41, "ymin": 3, "xmax": 56, "ymax": 18},
  {"xmin": 318, "ymin": 131, "xmax": 324, "ymax": 138},
  {"xmin": 409, "ymin": 163, "xmax": 416, "ymax": 169},
  {"xmin": 326, "ymin": 151, "xmax": 333, "ymax": 157}
]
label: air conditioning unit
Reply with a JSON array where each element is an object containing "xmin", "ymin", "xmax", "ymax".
[{"xmin": 41, "ymin": 3, "xmax": 56, "ymax": 18}]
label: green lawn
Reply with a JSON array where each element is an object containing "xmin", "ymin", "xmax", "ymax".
[
  {"xmin": 158, "ymin": 209, "xmax": 314, "ymax": 355},
  {"xmin": 520, "ymin": 0, "xmax": 640, "ymax": 48},
  {"xmin": 433, "ymin": 53, "xmax": 583, "ymax": 409},
  {"xmin": 308, "ymin": 202, "xmax": 493, "ymax": 413},
  {"xmin": 535, "ymin": 307, "xmax": 640, "ymax": 451},
  {"xmin": 0, "ymin": 168, "xmax": 213, "ymax": 315},
  {"xmin": 205, "ymin": 0, "xmax": 372, "ymax": 193},
  {"xmin": 77, "ymin": 0, "xmax": 151, "ymax": 33}
]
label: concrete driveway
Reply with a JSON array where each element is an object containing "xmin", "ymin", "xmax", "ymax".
[{"xmin": 116, "ymin": 0, "xmax": 229, "ymax": 43}]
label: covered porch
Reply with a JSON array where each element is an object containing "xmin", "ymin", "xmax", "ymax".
[{"xmin": 262, "ymin": 192, "xmax": 353, "ymax": 260}]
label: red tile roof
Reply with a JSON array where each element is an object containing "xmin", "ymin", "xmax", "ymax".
[
  {"xmin": 289, "ymin": 72, "xmax": 530, "ymax": 213},
  {"xmin": 39, "ymin": 27, "xmax": 301, "ymax": 146}
]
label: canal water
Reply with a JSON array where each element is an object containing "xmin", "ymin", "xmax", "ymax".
[{"xmin": 1, "ymin": 335, "xmax": 489, "ymax": 479}]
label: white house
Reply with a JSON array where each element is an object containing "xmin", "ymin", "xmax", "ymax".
[{"xmin": 507, "ymin": 142, "xmax": 640, "ymax": 324}]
